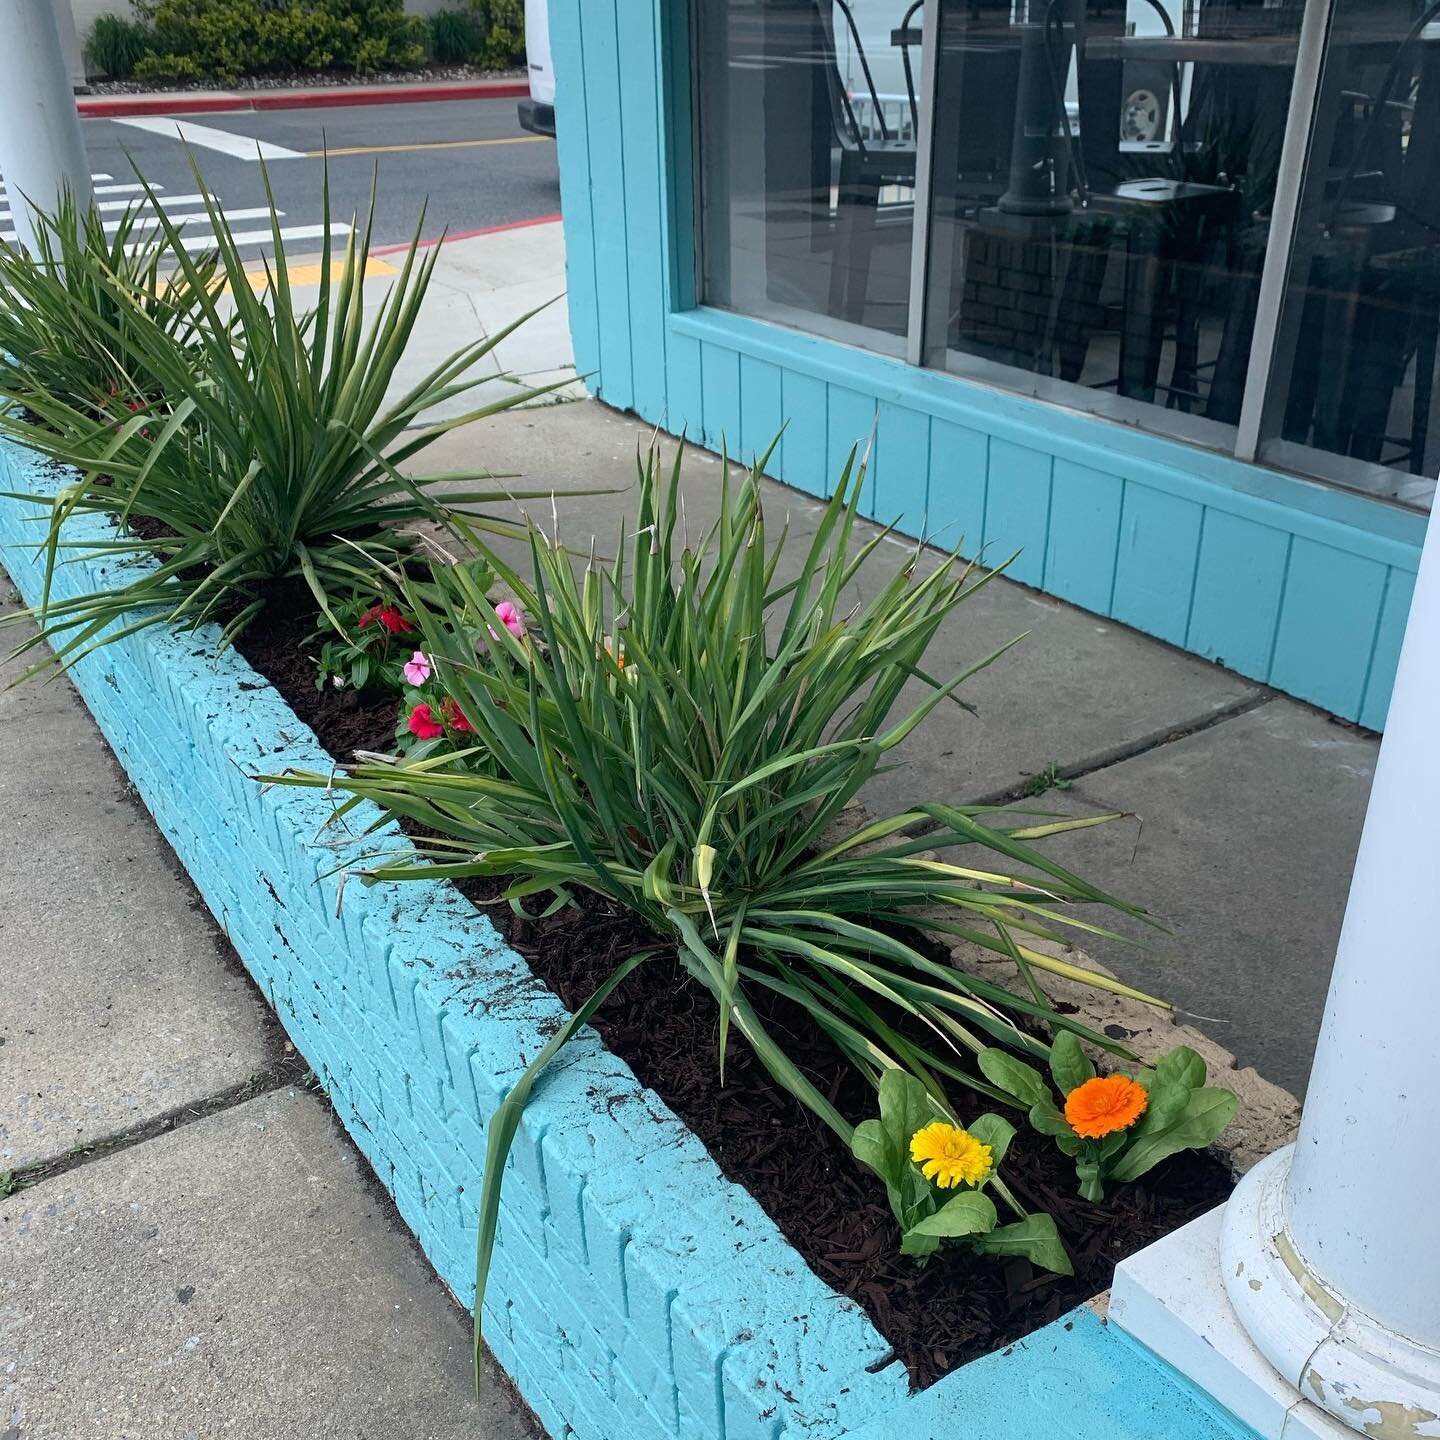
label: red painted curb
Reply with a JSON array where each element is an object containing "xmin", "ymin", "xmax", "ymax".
[
  {"xmin": 79, "ymin": 94, "xmax": 254, "ymax": 118},
  {"xmin": 252, "ymin": 80, "xmax": 529, "ymax": 110},
  {"xmin": 78, "ymin": 79, "xmax": 528, "ymax": 119},
  {"xmin": 369, "ymin": 211, "xmax": 562, "ymax": 256}
]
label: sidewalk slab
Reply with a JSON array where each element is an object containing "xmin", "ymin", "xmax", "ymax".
[
  {"xmin": 1034, "ymin": 699, "xmax": 1377, "ymax": 1098},
  {"xmin": 329, "ymin": 220, "xmax": 580, "ymax": 425},
  {"xmin": 422, "ymin": 401, "xmax": 1264, "ymax": 802},
  {"xmin": 0, "ymin": 1088, "xmax": 535, "ymax": 1440},
  {"xmin": 0, "ymin": 601, "xmax": 277, "ymax": 1173}
]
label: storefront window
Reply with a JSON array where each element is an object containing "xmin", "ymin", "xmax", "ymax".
[
  {"xmin": 1256, "ymin": 0, "xmax": 1440, "ymax": 509},
  {"xmin": 695, "ymin": 0, "xmax": 918, "ymax": 354},
  {"xmin": 692, "ymin": 0, "xmax": 1436, "ymax": 514},
  {"xmin": 919, "ymin": 0, "xmax": 1300, "ymax": 449}
]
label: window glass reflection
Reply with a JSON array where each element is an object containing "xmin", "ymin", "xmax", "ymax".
[
  {"xmin": 696, "ymin": 0, "xmax": 917, "ymax": 352},
  {"xmin": 920, "ymin": 0, "xmax": 1302, "ymax": 443},
  {"xmin": 1259, "ymin": 0, "xmax": 1440, "ymax": 510}
]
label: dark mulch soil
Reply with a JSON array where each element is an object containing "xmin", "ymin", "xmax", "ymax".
[{"xmin": 240, "ymin": 600, "xmax": 1234, "ymax": 1391}]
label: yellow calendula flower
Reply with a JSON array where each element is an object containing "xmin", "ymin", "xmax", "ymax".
[{"xmin": 909, "ymin": 1122, "xmax": 993, "ymax": 1189}]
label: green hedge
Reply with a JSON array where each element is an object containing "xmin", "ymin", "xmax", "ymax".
[
  {"xmin": 425, "ymin": 2, "xmax": 524, "ymax": 69},
  {"xmin": 128, "ymin": 0, "xmax": 427, "ymax": 82},
  {"xmin": 86, "ymin": 13, "xmax": 153, "ymax": 79}
]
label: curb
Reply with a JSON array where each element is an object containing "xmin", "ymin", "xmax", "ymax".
[
  {"xmin": 77, "ymin": 79, "xmax": 529, "ymax": 119},
  {"xmin": 368, "ymin": 212, "xmax": 563, "ymax": 256}
]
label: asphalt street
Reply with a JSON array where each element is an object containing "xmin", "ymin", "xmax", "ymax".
[{"xmin": 58, "ymin": 96, "xmax": 560, "ymax": 255}]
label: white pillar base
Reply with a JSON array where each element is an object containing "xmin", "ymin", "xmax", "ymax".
[
  {"xmin": 1221, "ymin": 1148, "xmax": 1440, "ymax": 1439},
  {"xmin": 1110, "ymin": 1148, "xmax": 1440, "ymax": 1440},
  {"xmin": 1110, "ymin": 1183, "xmax": 1346, "ymax": 1439}
]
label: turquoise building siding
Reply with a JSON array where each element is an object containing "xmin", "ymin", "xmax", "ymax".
[{"xmin": 548, "ymin": 0, "xmax": 1426, "ymax": 731}]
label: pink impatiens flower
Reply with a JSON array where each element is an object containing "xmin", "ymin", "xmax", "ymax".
[
  {"xmin": 407, "ymin": 703, "xmax": 444, "ymax": 741},
  {"xmin": 403, "ymin": 650, "xmax": 431, "ymax": 686},
  {"xmin": 489, "ymin": 600, "xmax": 525, "ymax": 642}
]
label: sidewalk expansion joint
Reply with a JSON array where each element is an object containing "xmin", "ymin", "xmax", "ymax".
[
  {"xmin": 975, "ymin": 690, "xmax": 1278, "ymax": 808},
  {"xmin": 0, "ymin": 1052, "xmax": 315, "ymax": 1198}
]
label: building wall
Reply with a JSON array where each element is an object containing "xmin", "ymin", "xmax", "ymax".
[
  {"xmin": 68, "ymin": 0, "xmax": 124, "ymax": 50},
  {"xmin": 548, "ymin": 0, "xmax": 1427, "ymax": 731}
]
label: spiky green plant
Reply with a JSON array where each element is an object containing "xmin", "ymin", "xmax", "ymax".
[
  {"xmin": 0, "ymin": 158, "xmax": 566, "ymax": 676},
  {"xmin": 268, "ymin": 441, "xmax": 1166, "ymax": 1363},
  {"xmin": 0, "ymin": 190, "xmax": 217, "ymax": 418}
]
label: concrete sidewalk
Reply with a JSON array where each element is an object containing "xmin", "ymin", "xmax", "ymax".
[
  {"xmin": 384, "ymin": 218, "xmax": 580, "ymax": 421},
  {"xmin": 0, "ymin": 604, "xmax": 536, "ymax": 1440}
]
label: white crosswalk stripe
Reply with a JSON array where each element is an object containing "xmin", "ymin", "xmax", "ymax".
[
  {"xmin": 1, "ymin": 169, "xmax": 336, "ymax": 255},
  {"xmin": 0, "ymin": 207, "xmax": 274, "ymax": 243},
  {"xmin": 111, "ymin": 117, "xmax": 307, "ymax": 162},
  {"xmin": 0, "ymin": 172, "xmax": 111, "ymax": 195},
  {"xmin": 172, "ymin": 222, "xmax": 352, "ymax": 252},
  {"xmin": 0, "ymin": 194, "xmax": 206, "ymax": 221}
]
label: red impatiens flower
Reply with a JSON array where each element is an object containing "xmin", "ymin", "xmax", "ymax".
[
  {"xmin": 440, "ymin": 697, "xmax": 474, "ymax": 734},
  {"xmin": 359, "ymin": 603, "xmax": 414, "ymax": 636},
  {"xmin": 407, "ymin": 703, "xmax": 444, "ymax": 740}
]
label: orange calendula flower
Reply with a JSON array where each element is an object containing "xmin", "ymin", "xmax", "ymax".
[
  {"xmin": 1064, "ymin": 1074, "xmax": 1148, "ymax": 1139},
  {"xmin": 909, "ymin": 1122, "xmax": 993, "ymax": 1189}
]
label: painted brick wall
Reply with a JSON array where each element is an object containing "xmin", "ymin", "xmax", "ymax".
[
  {"xmin": 0, "ymin": 442, "xmax": 908, "ymax": 1440},
  {"xmin": 549, "ymin": 0, "xmax": 1427, "ymax": 733}
]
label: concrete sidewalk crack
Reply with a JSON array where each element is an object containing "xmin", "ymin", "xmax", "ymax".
[
  {"xmin": 974, "ymin": 691, "xmax": 1277, "ymax": 807},
  {"xmin": 1, "ymin": 1053, "xmax": 315, "ymax": 1198}
]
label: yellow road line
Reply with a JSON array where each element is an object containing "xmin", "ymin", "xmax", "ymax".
[{"xmin": 305, "ymin": 136, "xmax": 551, "ymax": 158}]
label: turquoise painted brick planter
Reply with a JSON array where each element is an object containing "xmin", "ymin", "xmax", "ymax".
[{"xmin": 0, "ymin": 433, "xmax": 1259, "ymax": 1440}]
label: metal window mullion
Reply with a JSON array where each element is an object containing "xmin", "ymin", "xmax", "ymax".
[
  {"xmin": 1233, "ymin": 0, "xmax": 1338, "ymax": 461},
  {"xmin": 905, "ymin": 0, "xmax": 943, "ymax": 366}
]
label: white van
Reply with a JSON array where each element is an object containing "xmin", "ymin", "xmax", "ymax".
[{"xmin": 517, "ymin": 0, "xmax": 555, "ymax": 137}]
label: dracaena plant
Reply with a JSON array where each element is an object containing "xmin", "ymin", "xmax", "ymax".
[
  {"xmin": 0, "ymin": 157, "xmax": 564, "ymax": 678},
  {"xmin": 266, "ymin": 441, "xmax": 1165, "ymax": 1362},
  {"xmin": 0, "ymin": 188, "xmax": 219, "ymax": 417}
]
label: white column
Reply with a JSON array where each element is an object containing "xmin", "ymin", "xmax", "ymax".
[
  {"xmin": 1219, "ymin": 499, "xmax": 1440, "ymax": 1435},
  {"xmin": 0, "ymin": 0, "xmax": 92, "ymax": 255}
]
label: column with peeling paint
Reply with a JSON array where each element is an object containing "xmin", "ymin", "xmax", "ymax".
[
  {"xmin": 1219, "ymin": 501, "xmax": 1440, "ymax": 1435},
  {"xmin": 0, "ymin": 0, "xmax": 91, "ymax": 255}
]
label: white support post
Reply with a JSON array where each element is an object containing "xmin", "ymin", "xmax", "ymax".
[
  {"xmin": 1217, "ymin": 500, "xmax": 1440, "ymax": 1435},
  {"xmin": 1111, "ymin": 500, "xmax": 1440, "ymax": 1440},
  {"xmin": 0, "ymin": 0, "xmax": 92, "ymax": 255}
]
